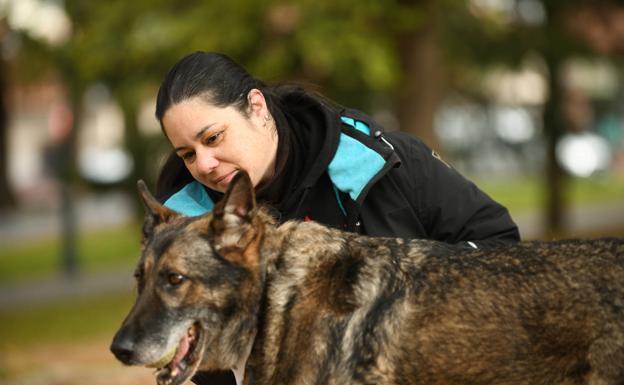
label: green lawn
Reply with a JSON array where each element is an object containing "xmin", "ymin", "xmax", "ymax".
[
  {"xmin": 0, "ymin": 175, "xmax": 622, "ymax": 353},
  {"xmin": 0, "ymin": 291, "xmax": 135, "ymax": 350},
  {"xmin": 473, "ymin": 174, "xmax": 624, "ymax": 214},
  {"xmin": 0, "ymin": 221, "xmax": 142, "ymax": 284},
  {"xmin": 1, "ymin": 175, "xmax": 623, "ymax": 285}
]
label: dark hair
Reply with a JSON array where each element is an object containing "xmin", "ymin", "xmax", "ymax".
[
  {"xmin": 155, "ymin": 51, "xmax": 290, "ymax": 200},
  {"xmin": 155, "ymin": 52, "xmax": 269, "ymax": 123}
]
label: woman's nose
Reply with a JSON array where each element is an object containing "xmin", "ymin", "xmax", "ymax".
[{"xmin": 195, "ymin": 150, "xmax": 219, "ymax": 175}]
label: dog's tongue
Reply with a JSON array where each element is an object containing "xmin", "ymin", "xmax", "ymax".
[{"xmin": 169, "ymin": 334, "xmax": 190, "ymax": 374}]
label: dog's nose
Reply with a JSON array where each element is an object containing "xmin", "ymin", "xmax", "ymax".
[{"xmin": 110, "ymin": 330, "xmax": 137, "ymax": 365}]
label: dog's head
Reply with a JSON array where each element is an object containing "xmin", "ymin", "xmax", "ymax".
[{"xmin": 110, "ymin": 171, "xmax": 266, "ymax": 385}]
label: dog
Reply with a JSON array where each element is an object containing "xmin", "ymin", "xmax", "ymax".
[{"xmin": 111, "ymin": 171, "xmax": 624, "ymax": 385}]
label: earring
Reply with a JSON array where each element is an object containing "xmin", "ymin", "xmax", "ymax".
[{"xmin": 264, "ymin": 114, "xmax": 271, "ymax": 121}]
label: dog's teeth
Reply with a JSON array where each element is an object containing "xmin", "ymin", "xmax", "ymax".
[{"xmin": 156, "ymin": 368, "xmax": 172, "ymax": 385}]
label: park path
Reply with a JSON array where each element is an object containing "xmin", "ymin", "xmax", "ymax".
[{"xmin": 1, "ymin": 336, "xmax": 154, "ymax": 385}]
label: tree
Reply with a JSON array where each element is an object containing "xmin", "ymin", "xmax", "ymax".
[
  {"xmin": 43, "ymin": 0, "xmax": 622, "ymax": 238},
  {"xmin": 0, "ymin": 31, "xmax": 13, "ymax": 209},
  {"xmin": 414, "ymin": 0, "xmax": 624, "ymax": 237},
  {"xmin": 57, "ymin": 0, "xmax": 416, "ymax": 190}
]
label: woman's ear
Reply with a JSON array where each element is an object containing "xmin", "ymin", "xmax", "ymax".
[{"xmin": 246, "ymin": 88, "xmax": 268, "ymax": 119}]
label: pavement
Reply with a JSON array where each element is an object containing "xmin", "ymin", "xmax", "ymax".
[
  {"xmin": 0, "ymin": 190, "xmax": 623, "ymax": 310},
  {"xmin": 0, "ymin": 189, "xmax": 135, "ymax": 244},
  {"xmin": 0, "ymin": 269, "xmax": 135, "ymax": 309}
]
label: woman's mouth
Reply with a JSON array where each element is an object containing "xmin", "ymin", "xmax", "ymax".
[{"xmin": 214, "ymin": 171, "xmax": 237, "ymax": 187}]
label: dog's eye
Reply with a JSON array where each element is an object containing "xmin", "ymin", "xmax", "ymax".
[
  {"xmin": 167, "ymin": 273, "xmax": 186, "ymax": 286},
  {"xmin": 133, "ymin": 267, "xmax": 144, "ymax": 282},
  {"xmin": 134, "ymin": 268, "xmax": 145, "ymax": 293}
]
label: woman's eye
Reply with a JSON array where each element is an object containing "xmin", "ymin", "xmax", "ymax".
[
  {"xmin": 205, "ymin": 131, "xmax": 222, "ymax": 145},
  {"xmin": 181, "ymin": 151, "xmax": 195, "ymax": 161}
]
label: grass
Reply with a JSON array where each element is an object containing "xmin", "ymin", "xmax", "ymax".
[
  {"xmin": 1, "ymin": 175, "xmax": 622, "ymax": 285},
  {"xmin": 0, "ymin": 291, "xmax": 135, "ymax": 350},
  {"xmin": 473, "ymin": 174, "xmax": 624, "ymax": 214},
  {"xmin": 0, "ymin": 174, "xmax": 621, "ymax": 357},
  {"xmin": 0, "ymin": 221, "xmax": 142, "ymax": 284}
]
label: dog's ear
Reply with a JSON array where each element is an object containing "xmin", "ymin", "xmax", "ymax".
[
  {"xmin": 210, "ymin": 171, "xmax": 260, "ymax": 268},
  {"xmin": 137, "ymin": 180, "xmax": 179, "ymax": 238},
  {"xmin": 212, "ymin": 171, "xmax": 256, "ymax": 226},
  {"xmin": 210, "ymin": 171, "xmax": 262, "ymax": 268}
]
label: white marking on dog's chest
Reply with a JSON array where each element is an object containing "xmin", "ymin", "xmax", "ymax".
[
  {"xmin": 232, "ymin": 365, "xmax": 245, "ymax": 385},
  {"xmin": 232, "ymin": 330, "xmax": 256, "ymax": 385}
]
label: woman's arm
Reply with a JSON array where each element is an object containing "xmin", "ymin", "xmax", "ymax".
[{"xmin": 389, "ymin": 132, "xmax": 521, "ymax": 248}]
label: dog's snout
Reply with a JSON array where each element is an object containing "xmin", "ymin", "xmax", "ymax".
[{"xmin": 110, "ymin": 329, "xmax": 137, "ymax": 365}]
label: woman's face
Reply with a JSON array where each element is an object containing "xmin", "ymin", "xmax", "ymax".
[{"xmin": 162, "ymin": 91, "xmax": 278, "ymax": 192}]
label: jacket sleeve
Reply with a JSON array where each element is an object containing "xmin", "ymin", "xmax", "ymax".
[{"xmin": 390, "ymin": 132, "xmax": 521, "ymax": 247}]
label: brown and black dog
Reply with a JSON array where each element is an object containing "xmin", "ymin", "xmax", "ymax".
[{"xmin": 111, "ymin": 171, "xmax": 624, "ymax": 385}]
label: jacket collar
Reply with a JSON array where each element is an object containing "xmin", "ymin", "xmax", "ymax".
[
  {"xmin": 329, "ymin": 113, "xmax": 400, "ymax": 204},
  {"xmin": 164, "ymin": 106, "xmax": 399, "ymax": 216}
]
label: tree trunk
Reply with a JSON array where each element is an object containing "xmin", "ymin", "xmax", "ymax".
[
  {"xmin": 542, "ymin": 54, "xmax": 567, "ymax": 239},
  {"xmin": 396, "ymin": 2, "xmax": 446, "ymax": 152},
  {"xmin": 0, "ymin": 56, "xmax": 15, "ymax": 209},
  {"xmin": 59, "ymin": 80, "xmax": 82, "ymax": 278},
  {"xmin": 119, "ymin": 90, "xmax": 147, "ymax": 219}
]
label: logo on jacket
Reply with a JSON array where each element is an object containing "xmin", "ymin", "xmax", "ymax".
[{"xmin": 431, "ymin": 150, "xmax": 451, "ymax": 168}]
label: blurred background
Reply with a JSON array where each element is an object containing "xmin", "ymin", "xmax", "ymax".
[{"xmin": 1, "ymin": 0, "xmax": 623, "ymax": 384}]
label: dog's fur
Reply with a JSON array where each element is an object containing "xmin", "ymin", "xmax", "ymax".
[{"xmin": 111, "ymin": 171, "xmax": 624, "ymax": 385}]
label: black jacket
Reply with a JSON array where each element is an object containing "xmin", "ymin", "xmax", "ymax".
[
  {"xmin": 302, "ymin": 109, "xmax": 519, "ymax": 247},
  {"xmin": 161, "ymin": 95, "xmax": 520, "ymax": 249}
]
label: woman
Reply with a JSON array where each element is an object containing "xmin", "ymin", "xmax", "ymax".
[
  {"xmin": 156, "ymin": 50, "xmax": 519, "ymax": 243},
  {"xmin": 155, "ymin": 51, "xmax": 520, "ymax": 384}
]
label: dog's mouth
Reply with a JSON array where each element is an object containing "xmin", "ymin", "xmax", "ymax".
[{"xmin": 155, "ymin": 323, "xmax": 206, "ymax": 385}]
